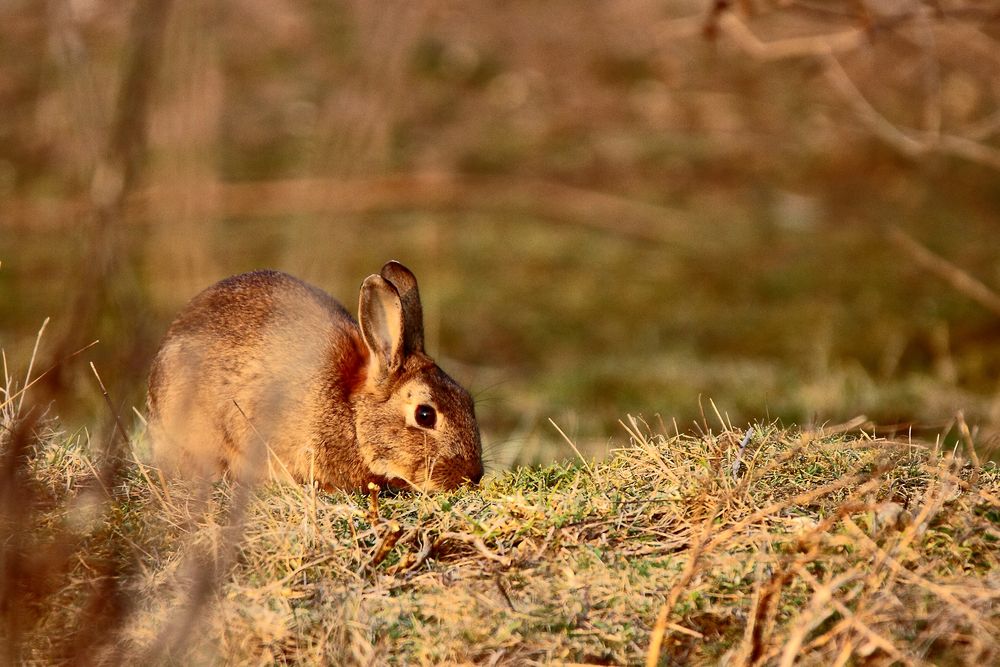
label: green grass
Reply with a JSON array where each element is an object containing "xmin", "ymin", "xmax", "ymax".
[{"xmin": 4, "ymin": 391, "xmax": 998, "ymax": 664}]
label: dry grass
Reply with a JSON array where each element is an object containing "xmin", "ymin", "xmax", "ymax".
[{"xmin": 3, "ymin": 362, "xmax": 998, "ymax": 665}]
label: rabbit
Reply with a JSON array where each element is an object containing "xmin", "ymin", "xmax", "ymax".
[{"xmin": 146, "ymin": 261, "xmax": 483, "ymax": 492}]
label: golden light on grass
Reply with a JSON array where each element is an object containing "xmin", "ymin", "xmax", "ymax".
[{"xmin": 2, "ymin": 343, "xmax": 998, "ymax": 664}]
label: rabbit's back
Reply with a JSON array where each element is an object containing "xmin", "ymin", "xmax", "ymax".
[{"xmin": 148, "ymin": 270, "xmax": 365, "ymax": 482}]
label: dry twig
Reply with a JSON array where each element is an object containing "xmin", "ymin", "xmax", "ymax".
[{"xmin": 888, "ymin": 226, "xmax": 1000, "ymax": 317}]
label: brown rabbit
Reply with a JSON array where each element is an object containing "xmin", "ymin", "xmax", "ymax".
[{"xmin": 147, "ymin": 261, "xmax": 483, "ymax": 491}]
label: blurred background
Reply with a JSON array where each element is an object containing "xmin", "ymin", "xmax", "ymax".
[{"xmin": 1, "ymin": 0, "xmax": 998, "ymax": 465}]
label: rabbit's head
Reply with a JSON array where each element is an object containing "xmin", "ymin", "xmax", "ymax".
[{"xmin": 352, "ymin": 262, "xmax": 483, "ymax": 491}]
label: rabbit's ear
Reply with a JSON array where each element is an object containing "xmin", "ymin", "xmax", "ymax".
[
  {"xmin": 380, "ymin": 261, "xmax": 424, "ymax": 354},
  {"xmin": 359, "ymin": 274, "xmax": 404, "ymax": 382}
]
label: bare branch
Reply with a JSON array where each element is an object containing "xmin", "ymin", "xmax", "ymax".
[
  {"xmin": 934, "ymin": 134, "xmax": 1000, "ymax": 171},
  {"xmin": 715, "ymin": 12, "xmax": 867, "ymax": 61},
  {"xmin": 824, "ymin": 55, "xmax": 1000, "ymax": 170},
  {"xmin": 821, "ymin": 54, "xmax": 928, "ymax": 157},
  {"xmin": 888, "ymin": 226, "xmax": 1000, "ymax": 317},
  {"xmin": 716, "ymin": 11, "xmax": 1000, "ymax": 172},
  {"xmin": 2, "ymin": 172, "xmax": 695, "ymax": 246},
  {"xmin": 964, "ymin": 109, "xmax": 1000, "ymax": 142}
]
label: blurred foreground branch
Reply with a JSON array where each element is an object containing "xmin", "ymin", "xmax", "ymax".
[{"xmin": 51, "ymin": 0, "xmax": 173, "ymax": 389}]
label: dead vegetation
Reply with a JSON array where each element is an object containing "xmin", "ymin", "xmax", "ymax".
[{"xmin": 2, "ymin": 350, "xmax": 997, "ymax": 665}]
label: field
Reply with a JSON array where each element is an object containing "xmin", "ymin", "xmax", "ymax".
[{"xmin": 2, "ymin": 1, "xmax": 1000, "ymax": 663}]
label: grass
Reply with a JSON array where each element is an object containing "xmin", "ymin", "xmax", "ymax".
[{"xmin": 3, "ymin": 344, "xmax": 998, "ymax": 665}]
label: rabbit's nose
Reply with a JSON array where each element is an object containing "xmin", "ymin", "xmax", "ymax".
[{"xmin": 469, "ymin": 464, "xmax": 484, "ymax": 485}]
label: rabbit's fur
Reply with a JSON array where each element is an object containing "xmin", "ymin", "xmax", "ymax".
[{"xmin": 147, "ymin": 261, "xmax": 483, "ymax": 491}]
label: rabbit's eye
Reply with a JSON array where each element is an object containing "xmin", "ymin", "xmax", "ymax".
[{"xmin": 415, "ymin": 404, "xmax": 437, "ymax": 429}]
